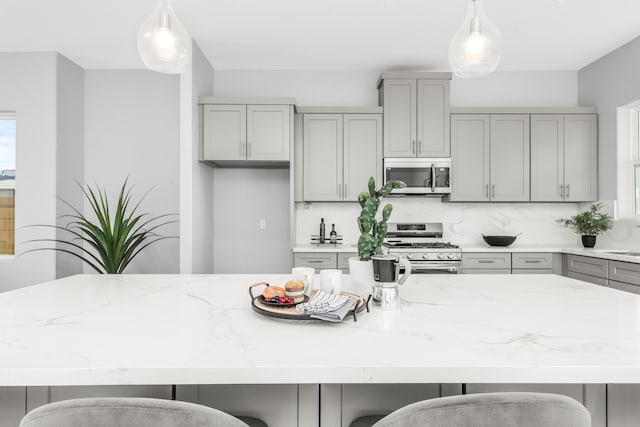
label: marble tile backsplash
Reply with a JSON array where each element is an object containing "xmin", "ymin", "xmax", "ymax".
[{"xmin": 296, "ymin": 198, "xmax": 581, "ymax": 246}]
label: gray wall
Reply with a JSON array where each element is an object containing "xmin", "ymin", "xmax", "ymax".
[
  {"xmin": 579, "ymin": 35, "xmax": 640, "ymax": 200},
  {"xmin": 84, "ymin": 70, "xmax": 180, "ymax": 274},
  {"xmin": 179, "ymin": 41, "xmax": 214, "ymax": 274},
  {"xmin": 55, "ymin": 54, "xmax": 85, "ymax": 279},
  {"xmin": 0, "ymin": 53, "xmax": 59, "ymax": 291}
]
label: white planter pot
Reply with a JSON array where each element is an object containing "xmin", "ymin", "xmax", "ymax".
[{"xmin": 348, "ymin": 257, "xmax": 374, "ymax": 298}]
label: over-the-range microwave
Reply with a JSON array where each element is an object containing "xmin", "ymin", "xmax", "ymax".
[{"xmin": 383, "ymin": 158, "xmax": 452, "ymax": 195}]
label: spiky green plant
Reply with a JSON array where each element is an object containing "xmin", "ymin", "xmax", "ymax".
[
  {"xmin": 24, "ymin": 179, "xmax": 176, "ymax": 274},
  {"xmin": 357, "ymin": 176, "xmax": 406, "ymax": 261}
]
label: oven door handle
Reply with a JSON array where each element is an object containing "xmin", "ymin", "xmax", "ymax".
[{"xmin": 409, "ymin": 263, "xmax": 461, "ymax": 272}]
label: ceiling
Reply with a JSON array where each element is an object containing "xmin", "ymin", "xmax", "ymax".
[{"xmin": 0, "ymin": 0, "xmax": 639, "ymax": 72}]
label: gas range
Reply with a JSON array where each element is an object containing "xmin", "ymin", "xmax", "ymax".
[{"xmin": 383, "ymin": 222, "xmax": 462, "ymax": 273}]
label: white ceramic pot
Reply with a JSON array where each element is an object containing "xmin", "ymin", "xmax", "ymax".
[{"xmin": 348, "ymin": 257, "xmax": 374, "ymax": 298}]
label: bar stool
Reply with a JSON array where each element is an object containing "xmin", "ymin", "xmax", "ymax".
[
  {"xmin": 350, "ymin": 392, "xmax": 591, "ymax": 427},
  {"xmin": 19, "ymin": 397, "xmax": 268, "ymax": 427}
]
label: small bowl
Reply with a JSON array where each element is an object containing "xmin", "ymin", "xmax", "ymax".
[{"xmin": 482, "ymin": 235, "xmax": 518, "ymax": 247}]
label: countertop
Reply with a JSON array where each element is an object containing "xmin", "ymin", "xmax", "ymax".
[{"xmin": 1, "ymin": 273, "xmax": 640, "ymax": 386}]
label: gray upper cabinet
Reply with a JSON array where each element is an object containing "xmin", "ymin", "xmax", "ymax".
[
  {"xmin": 531, "ymin": 114, "xmax": 597, "ymax": 202},
  {"xmin": 450, "ymin": 114, "xmax": 529, "ymax": 201},
  {"xmin": 199, "ymin": 97, "xmax": 294, "ymax": 166},
  {"xmin": 302, "ymin": 111, "xmax": 382, "ymax": 202},
  {"xmin": 378, "ymin": 73, "xmax": 451, "ymax": 158}
]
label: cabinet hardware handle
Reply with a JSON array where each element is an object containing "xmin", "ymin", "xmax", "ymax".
[
  {"xmin": 412, "ymin": 140, "xmax": 416, "ymax": 154},
  {"xmin": 419, "ymin": 140, "xmax": 422, "ymax": 155},
  {"xmin": 559, "ymin": 184, "xmax": 564, "ymax": 198},
  {"xmin": 524, "ymin": 260, "xmax": 542, "ymax": 263},
  {"xmin": 307, "ymin": 260, "xmax": 324, "ymax": 264},
  {"xmin": 485, "ymin": 184, "xmax": 489, "ymax": 198},
  {"xmin": 344, "ymin": 184, "xmax": 347, "ymax": 198},
  {"xmin": 478, "ymin": 260, "xmax": 495, "ymax": 264},
  {"xmin": 431, "ymin": 164, "xmax": 436, "ymax": 193},
  {"xmin": 239, "ymin": 142, "xmax": 244, "ymax": 156},
  {"xmin": 566, "ymin": 184, "xmax": 570, "ymax": 199},
  {"xmin": 492, "ymin": 184, "xmax": 495, "ymax": 199},
  {"xmin": 338, "ymin": 183, "xmax": 342, "ymax": 198},
  {"xmin": 247, "ymin": 142, "xmax": 252, "ymax": 158}
]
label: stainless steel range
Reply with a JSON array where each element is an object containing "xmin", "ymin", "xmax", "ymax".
[{"xmin": 383, "ymin": 222, "xmax": 462, "ymax": 274}]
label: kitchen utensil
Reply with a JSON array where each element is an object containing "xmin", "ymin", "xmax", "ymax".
[
  {"xmin": 482, "ymin": 234, "xmax": 521, "ymax": 247},
  {"xmin": 371, "ymin": 254, "xmax": 412, "ymax": 310}
]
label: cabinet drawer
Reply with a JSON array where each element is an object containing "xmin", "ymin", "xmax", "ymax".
[
  {"xmin": 462, "ymin": 268, "xmax": 510, "ymax": 274},
  {"xmin": 567, "ymin": 270, "xmax": 608, "ymax": 287},
  {"xmin": 609, "ymin": 280, "xmax": 640, "ymax": 295},
  {"xmin": 512, "ymin": 269, "xmax": 553, "ymax": 274},
  {"xmin": 609, "ymin": 261, "xmax": 640, "ymax": 287},
  {"xmin": 293, "ymin": 253, "xmax": 337, "ymax": 269},
  {"xmin": 462, "ymin": 253, "xmax": 511, "ymax": 269},
  {"xmin": 567, "ymin": 255, "xmax": 608, "ymax": 279},
  {"xmin": 337, "ymin": 252, "xmax": 358, "ymax": 269},
  {"xmin": 512, "ymin": 253, "xmax": 553, "ymax": 269}
]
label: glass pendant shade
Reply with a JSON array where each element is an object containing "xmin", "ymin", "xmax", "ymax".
[
  {"xmin": 448, "ymin": 0, "xmax": 502, "ymax": 79},
  {"xmin": 137, "ymin": 0, "xmax": 192, "ymax": 74}
]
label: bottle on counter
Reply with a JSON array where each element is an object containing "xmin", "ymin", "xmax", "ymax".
[
  {"xmin": 319, "ymin": 218, "xmax": 326, "ymax": 243},
  {"xmin": 330, "ymin": 224, "xmax": 337, "ymax": 244}
]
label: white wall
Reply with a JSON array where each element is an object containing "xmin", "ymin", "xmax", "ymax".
[
  {"xmin": 84, "ymin": 70, "xmax": 180, "ymax": 274},
  {"xmin": 55, "ymin": 54, "xmax": 84, "ymax": 279},
  {"xmin": 0, "ymin": 53, "xmax": 59, "ymax": 291},
  {"xmin": 180, "ymin": 41, "xmax": 215, "ymax": 274},
  {"xmin": 579, "ymin": 35, "xmax": 640, "ymax": 201}
]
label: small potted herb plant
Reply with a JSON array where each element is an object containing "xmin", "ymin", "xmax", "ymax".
[
  {"xmin": 348, "ymin": 176, "xmax": 405, "ymax": 296},
  {"xmin": 558, "ymin": 203, "xmax": 613, "ymax": 248}
]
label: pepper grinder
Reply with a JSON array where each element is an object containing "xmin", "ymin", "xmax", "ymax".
[{"xmin": 319, "ymin": 218, "xmax": 326, "ymax": 244}]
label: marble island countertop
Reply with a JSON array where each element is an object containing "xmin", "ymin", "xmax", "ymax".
[{"xmin": 2, "ymin": 274, "xmax": 640, "ymax": 386}]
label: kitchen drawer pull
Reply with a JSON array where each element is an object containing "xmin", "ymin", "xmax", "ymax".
[
  {"xmin": 478, "ymin": 260, "xmax": 495, "ymax": 264},
  {"xmin": 305, "ymin": 260, "xmax": 325, "ymax": 264},
  {"xmin": 411, "ymin": 140, "xmax": 416, "ymax": 154},
  {"xmin": 566, "ymin": 184, "xmax": 570, "ymax": 198},
  {"xmin": 524, "ymin": 260, "xmax": 542, "ymax": 263},
  {"xmin": 559, "ymin": 184, "xmax": 564, "ymax": 198}
]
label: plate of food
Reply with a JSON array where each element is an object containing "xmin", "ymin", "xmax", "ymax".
[{"xmin": 250, "ymin": 281, "xmax": 309, "ymax": 307}]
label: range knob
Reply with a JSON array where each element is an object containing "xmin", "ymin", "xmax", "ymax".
[
  {"xmin": 447, "ymin": 253, "xmax": 456, "ymax": 260},
  {"xmin": 421, "ymin": 254, "xmax": 431, "ymax": 260},
  {"xmin": 437, "ymin": 253, "xmax": 445, "ymax": 260}
]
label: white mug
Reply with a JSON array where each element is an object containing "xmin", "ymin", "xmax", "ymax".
[
  {"xmin": 292, "ymin": 267, "xmax": 315, "ymax": 296},
  {"xmin": 320, "ymin": 269, "xmax": 342, "ymax": 294}
]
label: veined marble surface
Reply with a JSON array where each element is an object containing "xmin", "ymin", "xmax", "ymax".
[{"xmin": 1, "ymin": 274, "xmax": 640, "ymax": 386}]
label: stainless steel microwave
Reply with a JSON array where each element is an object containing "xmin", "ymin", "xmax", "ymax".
[{"xmin": 383, "ymin": 158, "xmax": 452, "ymax": 195}]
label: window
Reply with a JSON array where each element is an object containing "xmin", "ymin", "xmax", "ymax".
[
  {"xmin": 633, "ymin": 108, "xmax": 640, "ymax": 216},
  {"xmin": 0, "ymin": 113, "xmax": 16, "ymax": 255}
]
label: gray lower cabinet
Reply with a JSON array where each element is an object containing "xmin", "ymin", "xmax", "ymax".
[
  {"xmin": 302, "ymin": 113, "xmax": 382, "ymax": 201},
  {"xmin": 530, "ymin": 114, "xmax": 597, "ymax": 202},
  {"xmin": 512, "ymin": 253, "xmax": 553, "ymax": 274},
  {"xmin": 567, "ymin": 270, "xmax": 608, "ymax": 286},
  {"xmin": 450, "ymin": 114, "xmax": 530, "ymax": 202},
  {"xmin": 566, "ymin": 254, "xmax": 608, "ymax": 285},
  {"xmin": 293, "ymin": 252, "xmax": 357, "ymax": 273},
  {"xmin": 461, "ymin": 252, "xmax": 511, "ymax": 274},
  {"xmin": 609, "ymin": 261, "xmax": 640, "ymax": 287},
  {"xmin": 608, "ymin": 385, "xmax": 640, "ymax": 427}
]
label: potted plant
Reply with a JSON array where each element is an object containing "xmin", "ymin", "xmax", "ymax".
[
  {"xmin": 558, "ymin": 203, "xmax": 613, "ymax": 248},
  {"xmin": 348, "ymin": 176, "xmax": 405, "ymax": 296},
  {"xmin": 24, "ymin": 179, "xmax": 176, "ymax": 273}
]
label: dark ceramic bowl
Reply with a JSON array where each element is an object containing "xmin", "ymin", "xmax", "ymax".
[{"xmin": 482, "ymin": 235, "xmax": 518, "ymax": 247}]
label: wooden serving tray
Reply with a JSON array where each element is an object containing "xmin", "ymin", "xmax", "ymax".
[{"xmin": 249, "ymin": 282, "xmax": 369, "ymax": 322}]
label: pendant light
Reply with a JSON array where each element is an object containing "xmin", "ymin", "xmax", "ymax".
[
  {"xmin": 448, "ymin": 0, "xmax": 502, "ymax": 79},
  {"xmin": 137, "ymin": 0, "xmax": 192, "ymax": 74}
]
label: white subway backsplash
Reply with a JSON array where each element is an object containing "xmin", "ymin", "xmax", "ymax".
[{"xmin": 296, "ymin": 198, "xmax": 581, "ymax": 246}]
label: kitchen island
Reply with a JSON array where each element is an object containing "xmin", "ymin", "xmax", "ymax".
[{"xmin": 1, "ymin": 273, "xmax": 639, "ymax": 426}]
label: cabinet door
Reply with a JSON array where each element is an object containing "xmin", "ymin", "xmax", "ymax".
[
  {"xmin": 564, "ymin": 114, "xmax": 598, "ymax": 201},
  {"xmin": 450, "ymin": 115, "xmax": 490, "ymax": 201},
  {"xmin": 202, "ymin": 104, "xmax": 246, "ymax": 161},
  {"xmin": 303, "ymin": 114, "xmax": 343, "ymax": 201},
  {"xmin": 246, "ymin": 104, "xmax": 290, "ymax": 161},
  {"xmin": 531, "ymin": 115, "xmax": 564, "ymax": 201},
  {"xmin": 417, "ymin": 79, "xmax": 450, "ymax": 157},
  {"xmin": 343, "ymin": 114, "xmax": 382, "ymax": 201},
  {"xmin": 609, "ymin": 280, "xmax": 640, "ymax": 295},
  {"xmin": 609, "ymin": 261, "xmax": 640, "ymax": 287},
  {"xmin": 382, "ymin": 79, "xmax": 417, "ymax": 157},
  {"xmin": 490, "ymin": 115, "xmax": 530, "ymax": 201}
]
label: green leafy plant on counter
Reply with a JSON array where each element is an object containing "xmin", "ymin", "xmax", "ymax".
[
  {"xmin": 357, "ymin": 176, "xmax": 406, "ymax": 261},
  {"xmin": 557, "ymin": 203, "xmax": 613, "ymax": 236},
  {"xmin": 24, "ymin": 179, "xmax": 177, "ymax": 274}
]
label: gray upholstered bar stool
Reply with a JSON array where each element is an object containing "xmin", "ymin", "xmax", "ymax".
[
  {"xmin": 350, "ymin": 392, "xmax": 591, "ymax": 427},
  {"xmin": 19, "ymin": 397, "xmax": 268, "ymax": 427}
]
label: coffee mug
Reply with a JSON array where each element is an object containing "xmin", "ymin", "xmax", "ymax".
[
  {"xmin": 320, "ymin": 269, "xmax": 342, "ymax": 294},
  {"xmin": 292, "ymin": 267, "xmax": 315, "ymax": 296}
]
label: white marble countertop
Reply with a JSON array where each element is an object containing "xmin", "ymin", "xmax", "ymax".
[{"xmin": 2, "ymin": 273, "xmax": 640, "ymax": 386}]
